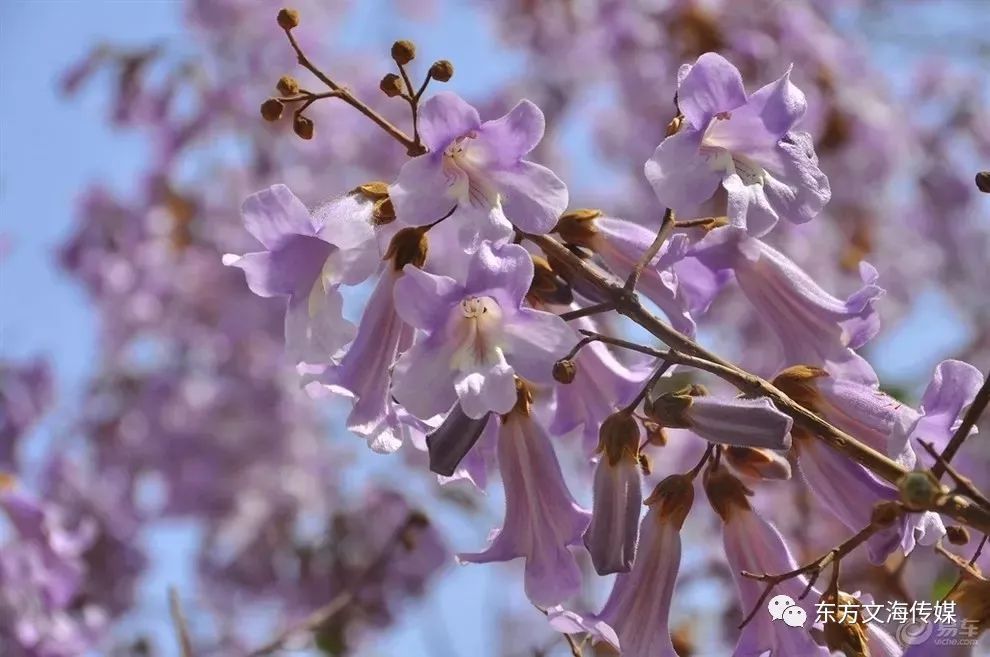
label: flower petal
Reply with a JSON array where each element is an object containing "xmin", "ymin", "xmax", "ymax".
[
  {"xmin": 418, "ymin": 92, "xmax": 481, "ymax": 152},
  {"xmin": 584, "ymin": 458, "xmax": 642, "ymax": 575},
  {"xmin": 393, "ymin": 265, "xmax": 461, "ymax": 330},
  {"xmin": 489, "ymin": 160, "xmax": 569, "ymax": 234},
  {"xmin": 392, "ymin": 337, "xmax": 460, "ymax": 420},
  {"xmin": 477, "ymin": 99, "xmax": 545, "ymax": 165},
  {"xmin": 389, "ymin": 154, "xmax": 459, "ymax": 227},
  {"xmin": 502, "ymin": 309, "xmax": 577, "ymax": 382},
  {"xmin": 677, "ymin": 52, "xmax": 747, "ymax": 128},
  {"xmin": 454, "ymin": 352, "xmax": 517, "ymax": 418},
  {"xmin": 645, "ymin": 128, "xmax": 722, "ymax": 215},
  {"xmin": 241, "ymin": 184, "xmax": 316, "ymax": 248}
]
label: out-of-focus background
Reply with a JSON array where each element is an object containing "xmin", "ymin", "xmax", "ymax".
[{"xmin": 2, "ymin": 1, "xmax": 990, "ymax": 656}]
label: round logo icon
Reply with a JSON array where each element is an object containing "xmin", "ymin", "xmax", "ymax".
[{"xmin": 895, "ymin": 620, "xmax": 934, "ymax": 647}]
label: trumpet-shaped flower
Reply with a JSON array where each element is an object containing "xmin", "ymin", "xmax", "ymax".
[
  {"xmin": 391, "ymin": 243, "xmax": 576, "ymax": 419},
  {"xmin": 645, "ymin": 52, "xmax": 830, "ymax": 236}
]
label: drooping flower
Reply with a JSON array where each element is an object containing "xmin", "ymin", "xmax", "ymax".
[
  {"xmin": 645, "ymin": 52, "xmax": 830, "ymax": 237},
  {"xmin": 392, "ymin": 242, "xmax": 576, "ymax": 419},
  {"xmin": 583, "ymin": 411, "xmax": 642, "ymax": 575},
  {"xmin": 223, "ymin": 184, "xmax": 379, "ymax": 367},
  {"xmin": 459, "ymin": 383, "xmax": 590, "ymax": 606},
  {"xmin": 389, "ymin": 92, "xmax": 568, "ymax": 242},
  {"xmin": 705, "ymin": 468, "xmax": 831, "ymax": 657},
  {"xmin": 693, "ymin": 228, "xmax": 883, "ymax": 381},
  {"xmin": 648, "ymin": 384, "xmax": 793, "ymax": 450}
]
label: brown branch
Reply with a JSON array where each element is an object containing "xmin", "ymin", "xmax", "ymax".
[
  {"xmin": 935, "ymin": 539, "xmax": 987, "ymax": 582},
  {"xmin": 623, "ymin": 208, "xmax": 675, "ymax": 293},
  {"xmin": 248, "ymin": 513, "xmax": 424, "ymax": 656},
  {"xmin": 558, "ymin": 301, "xmax": 616, "ymax": 322},
  {"xmin": 280, "ymin": 25, "xmax": 422, "ymax": 154},
  {"xmin": 942, "ymin": 534, "xmax": 988, "ymax": 601},
  {"xmin": 919, "ymin": 440, "xmax": 990, "ymax": 510},
  {"xmin": 737, "ymin": 512, "xmax": 898, "ymax": 629},
  {"xmin": 933, "ymin": 373, "xmax": 990, "ymax": 478},
  {"xmin": 168, "ymin": 587, "xmax": 194, "ymax": 657}
]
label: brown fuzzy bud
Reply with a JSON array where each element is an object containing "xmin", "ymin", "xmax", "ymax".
[
  {"xmin": 946, "ymin": 525, "xmax": 971, "ymax": 546},
  {"xmin": 429, "ymin": 60, "xmax": 454, "ymax": 82},
  {"xmin": 276, "ymin": 8, "xmax": 300, "ymax": 30},
  {"xmin": 527, "ymin": 255, "xmax": 572, "ymax": 306},
  {"xmin": 352, "ymin": 181, "xmax": 390, "ymax": 201},
  {"xmin": 598, "ymin": 411, "xmax": 640, "ymax": 466},
  {"xmin": 0, "ymin": 472, "xmax": 15, "ymax": 491},
  {"xmin": 646, "ymin": 384, "xmax": 707, "ymax": 428},
  {"xmin": 276, "ymin": 75, "xmax": 300, "ymax": 96},
  {"xmin": 372, "ymin": 198, "xmax": 395, "ymax": 225},
  {"xmin": 391, "ymin": 40, "xmax": 416, "ymax": 65},
  {"xmin": 870, "ymin": 501, "xmax": 902, "ymax": 528},
  {"xmin": 552, "ymin": 359, "xmax": 576, "ymax": 384},
  {"xmin": 665, "ymin": 115, "xmax": 683, "ymax": 137},
  {"xmin": 380, "ymin": 73, "xmax": 405, "ymax": 98},
  {"xmin": 643, "ymin": 420, "xmax": 668, "ymax": 446},
  {"xmin": 260, "ymin": 98, "xmax": 284, "ymax": 122},
  {"xmin": 407, "ymin": 510, "xmax": 430, "ymax": 528},
  {"xmin": 704, "ymin": 467, "xmax": 752, "ymax": 522},
  {"xmin": 293, "ymin": 114, "xmax": 314, "ymax": 140},
  {"xmin": 898, "ymin": 470, "xmax": 943, "ymax": 511},
  {"xmin": 724, "ymin": 446, "xmax": 792, "ymax": 481},
  {"xmin": 384, "ymin": 226, "xmax": 428, "ymax": 270},
  {"xmin": 976, "ymin": 171, "xmax": 990, "ymax": 194},
  {"xmin": 822, "ymin": 591, "xmax": 870, "ymax": 657},
  {"xmin": 645, "ymin": 474, "xmax": 695, "ymax": 529},
  {"xmin": 554, "ymin": 208, "xmax": 601, "ymax": 247},
  {"xmin": 772, "ymin": 365, "xmax": 828, "ymax": 411},
  {"xmin": 638, "ymin": 452, "xmax": 652, "ymax": 476},
  {"xmin": 506, "ymin": 377, "xmax": 534, "ymax": 419}
]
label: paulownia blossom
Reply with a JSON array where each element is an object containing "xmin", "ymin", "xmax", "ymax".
[
  {"xmin": 645, "ymin": 52, "xmax": 830, "ymax": 237},
  {"xmin": 391, "ymin": 242, "xmax": 576, "ymax": 419},
  {"xmin": 389, "ymin": 92, "xmax": 568, "ymax": 244},
  {"xmin": 459, "ymin": 384, "xmax": 590, "ymax": 607},
  {"xmin": 706, "ymin": 468, "xmax": 830, "ymax": 657},
  {"xmin": 223, "ymin": 185, "xmax": 379, "ymax": 367}
]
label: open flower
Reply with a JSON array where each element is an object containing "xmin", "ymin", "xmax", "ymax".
[
  {"xmin": 389, "ymin": 92, "xmax": 568, "ymax": 242},
  {"xmin": 223, "ymin": 185, "xmax": 379, "ymax": 367},
  {"xmin": 645, "ymin": 52, "xmax": 830, "ymax": 236},
  {"xmin": 459, "ymin": 385, "xmax": 590, "ymax": 606},
  {"xmin": 391, "ymin": 242, "xmax": 576, "ymax": 419}
]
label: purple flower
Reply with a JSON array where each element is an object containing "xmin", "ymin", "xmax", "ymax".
[
  {"xmin": 645, "ymin": 53, "xmax": 830, "ymax": 237},
  {"xmin": 459, "ymin": 396, "xmax": 590, "ymax": 607},
  {"xmin": 695, "ymin": 228, "xmax": 884, "ymax": 381},
  {"xmin": 391, "ymin": 243, "xmax": 576, "ymax": 419},
  {"xmin": 224, "ymin": 185, "xmax": 379, "ymax": 367},
  {"xmin": 316, "ymin": 268, "xmax": 417, "ymax": 453},
  {"xmin": 583, "ymin": 412, "xmax": 642, "ymax": 575},
  {"xmin": 389, "ymin": 92, "xmax": 568, "ymax": 239},
  {"xmin": 424, "ymin": 403, "xmax": 493, "ymax": 477},
  {"xmin": 706, "ymin": 469, "xmax": 830, "ymax": 657},
  {"xmin": 1, "ymin": 358, "xmax": 53, "ymax": 467},
  {"xmin": 649, "ymin": 387, "xmax": 793, "ymax": 450}
]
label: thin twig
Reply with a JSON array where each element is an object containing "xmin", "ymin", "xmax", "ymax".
[
  {"xmin": 919, "ymin": 440, "xmax": 990, "ymax": 510},
  {"xmin": 933, "ymin": 373, "xmax": 990, "ymax": 478},
  {"xmin": 622, "ymin": 358, "xmax": 675, "ymax": 414},
  {"xmin": 942, "ymin": 534, "xmax": 988, "ymax": 601},
  {"xmin": 934, "ymin": 539, "xmax": 987, "ymax": 581},
  {"xmin": 623, "ymin": 208, "xmax": 675, "ymax": 293},
  {"xmin": 248, "ymin": 513, "xmax": 423, "ymax": 656},
  {"xmin": 737, "ymin": 514, "xmax": 897, "ymax": 629},
  {"xmin": 558, "ymin": 301, "xmax": 616, "ymax": 322},
  {"xmin": 168, "ymin": 587, "xmax": 194, "ymax": 657}
]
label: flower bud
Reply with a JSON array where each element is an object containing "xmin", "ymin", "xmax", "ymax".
[
  {"xmin": 946, "ymin": 525, "xmax": 971, "ymax": 546},
  {"xmin": 372, "ymin": 198, "xmax": 395, "ymax": 225},
  {"xmin": 772, "ymin": 365, "xmax": 828, "ymax": 410},
  {"xmin": 276, "ymin": 75, "xmax": 300, "ymax": 96},
  {"xmin": 391, "ymin": 40, "xmax": 416, "ymax": 65},
  {"xmin": 665, "ymin": 115, "xmax": 683, "ymax": 137},
  {"xmin": 898, "ymin": 470, "xmax": 942, "ymax": 511},
  {"xmin": 553, "ymin": 208, "xmax": 601, "ymax": 247},
  {"xmin": 552, "ymin": 359, "xmax": 576, "ymax": 384},
  {"xmin": 293, "ymin": 114, "xmax": 314, "ymax": 139},
  {"xmin": 822, "ymin": 591, "xmax": 869, "ymax": 657},
  {"xmin": 704, "ymin": 467, "xmax": 752, "ymax": 522},
  {"xmin": 976, "ymin": 171, "xmax": 990, "ymax": 194},
  {"xmin": 724, "ymin": 446, "xmax": 792, "ymax": 481},
  {"xmin": 643, "ymin": 420, "xmax": 667, "ymax": 446},
  {"xmin": 351, "ymin": 181, "xmax": 390, "ymax": 201},
  {"xmin": 527, "ymin": 255, "xmax": 572, "ymax": 306},
  {"xmin": 429, "ymin": 59, "xmax": 454, "ymax": 82},
  {"xmin": 646, "ymin": 385, "xmax": 706, "ymax": 428},
  {"xmin": 508, "ymin": 377, "xmax": 533, "ymax": 418},
  {"xmin": 598, "ymin": 411, "xmax": 640, "ymax": 466},
  {"xmin": 380, "ymin": 73, "xmax": 405, "ymax": 98},
  {"xmin": 646, "ymin": 474, "xmax": 695, "ymax": 529},
  {"xmin": 260, "ymin": 98, "xmax": 284, "ymax": 121},
  {"xmin": 384, "ymin": 226, "xmax": 428, "ymax": 270},
  {"xmin": 638, "ymin": 452, "xmax": 652, "ymax": 476},
  {"xmin": 277, "ymin": 8, "xmax": 300, "ymax": 30}
]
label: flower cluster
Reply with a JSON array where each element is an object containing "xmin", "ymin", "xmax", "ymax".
[{"xmin": 226, "ymin": 48, "xmax": 988, "ymax": 656}]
